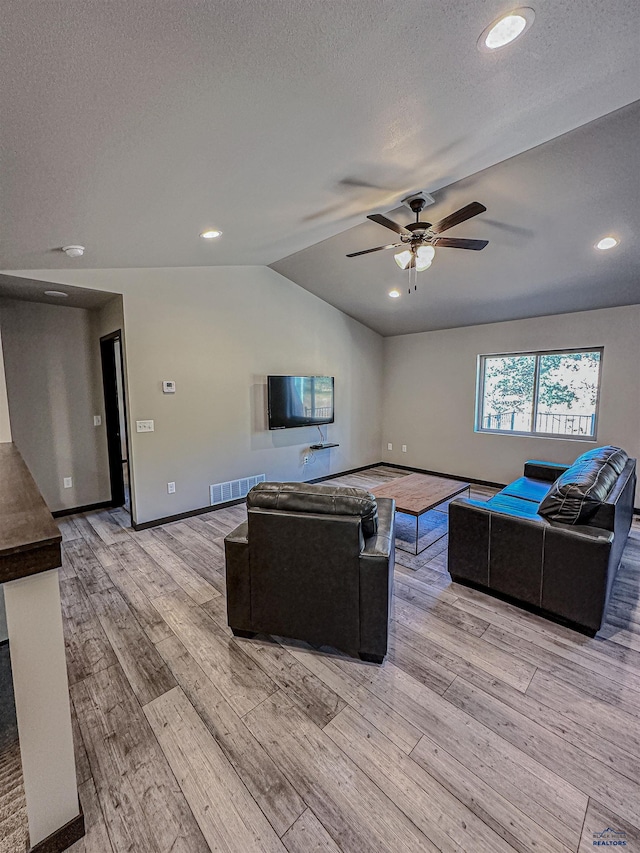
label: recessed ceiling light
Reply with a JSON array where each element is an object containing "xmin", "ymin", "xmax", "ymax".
[
  {"xmin": 44, "ymin": 290, "xmax": 69, "ymax": 298},
  {"xmin": 388, "ymin": 289, "xmax": 401, "ymax": 299},
  {"xmin": 200, "ymin": 229, "xmax": 222, "ymax": 239},
  {"xmin": 595, "ymin": 236, "xmax": 619, "ymax": 251},
  {"xmin": 478, "ymin": 8, "xmax": 535, "ymax": 52}
]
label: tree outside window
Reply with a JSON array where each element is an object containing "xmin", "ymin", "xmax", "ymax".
[{"xmin": 477, "ymin": 349, "xmax": 602, "ymax": 438}]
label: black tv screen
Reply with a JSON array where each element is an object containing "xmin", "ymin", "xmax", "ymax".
[{"xmin": 267, "ymin": 375, "xmax": 334, "ymax": 429}]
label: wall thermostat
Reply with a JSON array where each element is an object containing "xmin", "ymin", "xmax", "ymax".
[{"xmin": 162, "ymin": 380, "xmax": 176, "ymax": 394}]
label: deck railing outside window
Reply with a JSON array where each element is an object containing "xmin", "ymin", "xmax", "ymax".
[{"xmin": 482, "ymin": 411, "xmax": 596, "ymax": 436}]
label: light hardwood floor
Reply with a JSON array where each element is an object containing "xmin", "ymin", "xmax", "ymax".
[{"xmin": 3, "ymin": 464, "xmax": 640, "ymax": 852}]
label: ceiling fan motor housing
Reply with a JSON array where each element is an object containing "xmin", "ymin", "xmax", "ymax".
[
  {"xmin": 405, "ymin": 197, "xmax": 432, "ymax": 238},
  {"xmin": 406, "ymin": 221, "xmax": 431, "ymax": 234}
]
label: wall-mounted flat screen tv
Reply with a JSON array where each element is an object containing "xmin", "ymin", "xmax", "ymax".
[{"xmin": 267, "ymin": 375, "xmax": 334, "ymax": 429}]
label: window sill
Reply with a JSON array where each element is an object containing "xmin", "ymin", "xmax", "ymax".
[{"xmin": 475, "ymin": 428, "xmax": 597, "ymax": 442}]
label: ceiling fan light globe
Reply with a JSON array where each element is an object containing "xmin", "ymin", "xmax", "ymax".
[
  {"xmin": 416, "ymin": 245, "xmax": 435, "ymax": 263},
  {"xmin": 415, "ymin": 258, "xmax": 433, "ymax": 272},
  {"xmin": 394, "ymin": 250, "xmax": 413, "ymax": 270}
]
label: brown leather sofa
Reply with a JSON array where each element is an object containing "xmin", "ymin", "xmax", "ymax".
[
  {"xmin": 224, "ymin": 481, "xmax": 395, "ymax": 662},
  {"xmin": 448, "ymin": 446, "xmax": 636, "ymax": 635}
]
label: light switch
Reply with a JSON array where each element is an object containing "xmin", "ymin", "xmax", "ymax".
[
  {"xmin": 387, "ymin": 443, "xmax": 393, "ymax": 451},
  {"xmin": 136, "ymin": 420, "xmax": 155, "ymax": 432},
  {"xmin": 402, "ymin": 445, "xmax": 407, "ymax": 452},
  {"xmin": 93, "ymin": 415, "xmax": 102, "ymax": 426},
  {"xmin": 63, "ymin": 477, "xmax": 73, "ymax": 489}
]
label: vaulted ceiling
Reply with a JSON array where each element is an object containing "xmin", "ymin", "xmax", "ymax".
[{"xmin": 1, "ymin": 1, "xmax": 639, "ymax": 334}]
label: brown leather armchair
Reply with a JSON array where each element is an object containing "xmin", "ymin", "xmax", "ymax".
[{"xmin": 224, "ymin": 482, "xmax": 395, "ymax": 662}]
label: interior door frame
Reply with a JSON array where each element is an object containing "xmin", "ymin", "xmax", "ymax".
[{"xmin": 100, "ymin": 330, "xmax": 130, "ymax": 508}]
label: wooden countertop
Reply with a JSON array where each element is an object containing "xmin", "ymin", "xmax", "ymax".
[{"xmin": 0, "ymin": 442, "xmax": 61, "ymax": 583}]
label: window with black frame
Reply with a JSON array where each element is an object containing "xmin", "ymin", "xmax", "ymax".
[{"xmin": 476, "ymin": 348, "xmax": 603, "ymax": 439}]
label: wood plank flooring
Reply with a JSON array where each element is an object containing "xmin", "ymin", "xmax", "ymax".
[{"xmin": 2, "ymin": 464, "xmax": 640, "ymax": 853}]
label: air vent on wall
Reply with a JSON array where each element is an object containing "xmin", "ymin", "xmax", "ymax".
[{"xmin": 209, "ymin": 474, "xmax": 266, "ymax": 506}]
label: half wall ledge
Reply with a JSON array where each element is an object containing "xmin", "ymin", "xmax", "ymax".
[{"xmin": 0, "ymin": 441, "xmax": 84, "ymax": 851}]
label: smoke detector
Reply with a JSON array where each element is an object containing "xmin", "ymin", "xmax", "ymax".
[{"xmin": 62, "ymin": 245, "xmax": 85, "ymax": 258}]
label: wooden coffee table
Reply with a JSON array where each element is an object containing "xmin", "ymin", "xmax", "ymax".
[{"xmin": 371, "ymin": 473, "xmax": 470, "ymax": 555}]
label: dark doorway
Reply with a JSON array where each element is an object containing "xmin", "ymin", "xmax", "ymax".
[{"xmin": 100, "ymin": 331, "xmax": 130, "ymax": 511}]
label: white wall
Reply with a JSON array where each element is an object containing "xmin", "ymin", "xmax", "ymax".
[
  {"xmin": 5, "ymin": 268, "xmax": 384, "ymax": 525},
  {"xmin": 382, "ymin": 305, "xmax": 640, "ymax": 500},
  {"xmin": 95, "ymin": 295, "xmax": 124, "ymax": 340},
  {"xmin": 0, "ymin": 587, "xmax": 7, "ymax": 644},
  {"xmin": 0, "ymin": 299, "xmax": 111, "ymax": 512},
  {"xmin": 0, "ymin": 326, "xmax": 11, "ymax": 444},
  {"xmin": 0, "ymin": 325, "xmax": 10, "ymax": 641}
]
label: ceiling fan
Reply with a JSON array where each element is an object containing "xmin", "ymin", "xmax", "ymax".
[{"xmin": 346, "ymin": 196, "xmax": 488, "ymax": 276}]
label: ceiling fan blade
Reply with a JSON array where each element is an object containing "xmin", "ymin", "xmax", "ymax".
[
  {"xmin": 346, "ymin": 243, "xmax": 402, "ymax": 258},
  {"xmin": 430, "ymin": 202, "xmax": 487, "ymax": 234},
  {"xmin": 367, "ymin": 213, "xmax": 411, "ymax": 236},
  {"xmin": 431, "ymin": 237, "xmax": 488, "ymax": 250}
]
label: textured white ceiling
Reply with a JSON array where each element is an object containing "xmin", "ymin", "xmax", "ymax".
[
  {"xmin": 1, "ymin": 1, "xmax": 639, "ymax": 331},
  {"xmin": 272, "ymin": 101, "xmax": 640, "ymax": 335}
]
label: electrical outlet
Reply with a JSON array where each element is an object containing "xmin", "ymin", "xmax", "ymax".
[
  {"xmin": 136, "ymin": 419, "xmax": 154, "ymax": 432},
  {"xmin": 93, "ymin": 415, "xmax": 102, "ymax": 426},
  {"xmin": 63, "ymin": 477, "xmax": 73, "ymax": 489},
  {"xmin": 303, "ymin": 455, "xmax": 309, "ymax": 465},
  {"xmin": 387, "ymin": 443, "xmax": 393, "ymax": 451},
  {"xmin": 402, "ymin": 445, "xmax": 407, "ymax": 452},
  {"xmin": 167, "ymin": 482, "xmax": 176, "ymax": 494}
]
